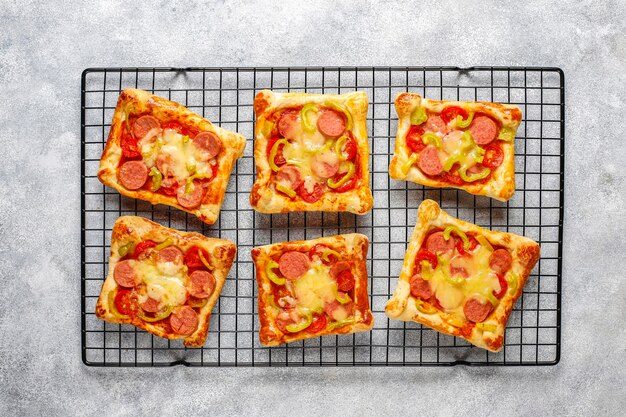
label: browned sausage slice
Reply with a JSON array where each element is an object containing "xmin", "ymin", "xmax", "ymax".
[
  {"xmin": 463, "ymin": 297, "xmax": 493, "ymax": 323},
  {"xmin": 170, "ymin": 306, "xmax": 199, "ymax": 335},
  {"xmin": 140, "ymin": 297, "xmax": 162, "ymax": 313},
  {"xmin": 317, "ymin": 110, "xmax": 346, "ymax": 138},
  {"xmin": 275, "ymin": 165, "xmax": 303, "ymax": 189},
  {"xmin": 418, "ymin": 146, "xmax": 443, "ymax": 176},
  {"xmin": 489, "ymin": 248, "xmax": 513, "ymax": 274},
  {"xmin": 409, "ymin": 274, "xmax": 433, "ymax": 300},
  {"xmin": 114, "ymin": 260, "xmax": 138, "ymax": 288},
  {"xmin": 469, "ymin": 116, "xmax": 498, "ymax": 145},
  {"xmin": 192, "ymin": 132, "xmax": 221, "ymax": 160},
  {"xmin": 329, "ymin": 261, "xmax": 351, "ymax": 279},
  {"xmin": 278, "ymin": 110, "xmax": 299, "ymax": 139},
  {"xmin": 188, "ymin": 270, "xmax": 216, "ymax": 299},
  {"xmin": 311, "ymin": 152, "xmax": 339, "ymax": 178},
  {"xmin": 133, "ymin": 115, "xmax": 161, "ymax": 139},
  {"xmin": 278, "ymin": 251, "xmax": 310, "ymax": 280},
  {"xmin": 176, "ymin": 180, "xmax": 206, "ymax": 209},
  {"xmin": 425, "ymin": 231, "xmax": 455, "ymax": 254},
  {"xmin": 119, "ymin": 160, "xmax": 148, "ymax": 190},
  {"xmin": 424, "ymin": 115, "xmax": 447, "ymax": 134},
  {"xmin": 156, "ymin": 246, "xmax": 184, "ymax": 264}
]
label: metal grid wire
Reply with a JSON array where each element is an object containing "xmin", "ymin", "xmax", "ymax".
[{"xmin": 81, "ymin": 67, "xmax": 564, "ymax": 366}]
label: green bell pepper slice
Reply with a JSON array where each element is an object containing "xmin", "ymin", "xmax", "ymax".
[
  {"xmin": 335, "ymin": 292, "xmax": 352, "ymax": 304},
  {"xmin": 498, "ymin": 126, "xmax": 516, "ymax": 142},
  {"xmin": 421, "ymin": 132, "xmax": 442, "ymax": 149},
  {"xmin": 420, "ymin": 260, "xmax": 434, "ymax": 281},
  {"xmin": 455, "ymin": 112, "xmax": 474, "ymax": 129},
  {"xmin": 261, "ymin": 121, "xmax": 274, "ymax": 138},
  {"xmin": 154, "ymin": 238, "xmax": 173, "ymax": 251},
  {"xmin": 415, "ymin": 298, "xmax": 437, "ymax": 314},
  {"xmin": 410, "ymin": 106, "xmax": 428, "ymax": 125},
  {"xmin": 265, "ymin": 260, "xmax": 285, "ymax": 285},
  {"xmin": 443, "ymin": 225, "xmax": 470, "ymax": 250},
  {"xmin": 182, "ymin": 135, "xmax": 190, "ymax": 144},
  {"xmin": 322, "ymin": 249, "xmax": 341, "ymax": 262},
  {"xmin": 148, "ymin": 167, "xmax": 162, "ymax": 192},
  {"xmin": 443, "ymin": 154, "xmax": 462, "ymax": 172},
  {"xmin": 276, "ymin": 183, "xmax": 296, "ymax": 199},
  {"xmin": 476, "ymin": 322, "xmax": 497, "ymax": 333},
  {"xmin": 118, "ymin": 242, "xmax": 133, "ymax": 257},
  {"xmin": 269, "ymin": 139, "xmax": 289, "ymax": 172},
  {"xmin": 485, "ymin": 292, "xmax": 499, "ymax": 306},
  {"xmin": 475, "ymin": 235, "xmax": 494, "ymax": 252},
  {"xmin": 324, "ymin": 101, "xmax": 353, "ymax": 130},
  {"xmin": 334, "ymin": 135, "xmax": 349, "ymax": 161},
  {"xmin": 327, "ymin": 161, "xmax": 355, "ymax": 189},
  {"xmin": 401, "ymin": 153, "xmax": 420, "ymax": 174},
  {"xmin": 445, "ymin": 315, "xmax": 466, "ymax": 328},
  {"xmin": 445, "ymin": 273, "xmax": 465, "ymax": 286},
  {"xmin": 286, "ymin": 311, "xmax": 313, "ymax": 333},
  {"xmin": 138, "ymin": 305, "xmax": 173, "ymax": 322},
  {"xmin": 459, "ymin": 166, "xmax": 491, "ymax": 182},
  {"xmin": 301, "ymin": 103, "xmax": 318, "ymax": 132},
  {"xmin": 506, "ymin": 272, "xmax": 519, "ymax": 294},
  {"xmin": 327, "ymin": 318, "xmax": 355, "ymax": 330}
]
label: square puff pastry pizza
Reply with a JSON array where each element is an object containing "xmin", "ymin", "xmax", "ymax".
[
  {"xmin": 385, "ymin": 200, "xmax": 540, "ymax": 352},
  {"xmin": 389, "ymin": 93, "xmax": 522, "ymax": 202},
  {"xmin": 250, "ymin": 90, "xmax": 373, "ymax": 214},
  {"xmin": 98, "ymin": 89, "xmax": 246, "ymax": 225},
  {"xmin": 252, "ymin": 233, "xmax": 374, "ymax": 346},
  {"xmin": 96, "ymin": 216, "xmax": 236, "ymax": 347}
]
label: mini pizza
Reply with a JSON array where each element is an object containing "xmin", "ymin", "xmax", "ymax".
[
  {"xmin": 389, "ymin": 93, "xmax": 522, "ymax": 201},
  {"xmin": 250, "ymin": 90, "xmax": 373, "ymax": 214},
  {"xmin": 98, "ymin": 89, "xmax": 246, "ymax": 224},
  {"xmin": 251, "ymin": 234, "xmax": 374, "ymax": 346},
  {"xmin": 95, "ymin": 216, "xmax": 236, "ymax": 347},
  {"xmin": 385, "ymin": 200, "xmax": 540, "ymax": 352}
]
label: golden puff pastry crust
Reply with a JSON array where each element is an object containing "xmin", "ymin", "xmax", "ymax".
[
  {"xmin": 385, "ymin": 200, "xmax": 540, "ymax": 352},
  {"xmin": 98, "ymin": 89, "xmax": 246, "ymax": 225},
  {"xmin": 95, "ymin": 216, "xmax": 236, "ymax": 347},
  {"xmin": 389, "ymin": 93, "xmax": 522, "ymax": 202},
  {"xmin": 250, "ymin": 90, "xmax": 373, "ymax": 214},
  {"xmin": 251, "ymin": 233, "xmax": 374, "ymax": 347}
]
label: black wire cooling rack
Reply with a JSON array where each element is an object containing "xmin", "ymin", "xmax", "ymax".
[{"xmin": 81, "ymin": 66, "xmax": 564, "ymax": 367}]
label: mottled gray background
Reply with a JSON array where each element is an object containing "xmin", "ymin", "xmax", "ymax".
[{"xmin": 1, "ymin": 0, "xmax": 625, "ymax": 416}]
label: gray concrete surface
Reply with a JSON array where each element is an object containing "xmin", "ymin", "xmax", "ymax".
[{"xmin": 1, "ymin": 0, "xmax": 625, "ymax": 415}]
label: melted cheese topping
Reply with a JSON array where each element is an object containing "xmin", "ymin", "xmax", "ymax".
[
  {"xmin": 139, "ymin": 128, "xmax": 214, "ymax": 182},
  {"xmin": 292, "ymin": 264, "xmax": 337, "ymax": 313},
  {"xmin": 132, "ymin": 259, "xmax": 188, "ymax": 307},
  {"xmin": 433, "ymin": 128, "xmax": 483, "ymax": 170},
  {"xmin": 422, "ymin": 243, "xmax": 501, "ymax": 322}
]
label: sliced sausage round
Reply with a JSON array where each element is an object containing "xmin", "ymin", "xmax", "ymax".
[
  {"xmin": 275, "ymin": 165, "xmax": 303, "ymax": 189},
  {"xmin": 311, "ymin": 151, "xmax": 339, "ymax": 178},
  {"xmin": 489, "ymin": 248, "xmax": 513, "ymax": 274},
  {"xmin": 278, "ymin": 110, "xmax": 299, "ymax": 139},
  {"xmin": 141, "ymin": 297, "xmax": 162, "ymax": 313},
  {"xmin": 188, "ymin": 270, "xmax": 216, "ymax": 299},
  {"xmin": 418, "ymin": 146, "xmax": 443, "ymax": 176},
  {"xmin": 329, "ymin": 261, "xmax": 352, "ymax": 279},
  {"xmin": 278, "ymin": 251, "xmax": 310, "ymax": 280},
  {"xmin": 176, "ymin": 180, "xmax": 206, "ymax": 209},
  {"xmin": 425, "ymin": 231, "xmax": 455, "ymax": 254},
  {"xmin": 170, "ymin": 306, "xmax": 199, "ymax": 335},
  {"xmin": 156, "ymin": 246, "xmax": 184, "ymax": 264},
  {"xmin": 192, "ymin": 132, "xmax": 221, "ymax": 160},
  {"xmin": 469, "ymin": 115, "xmax": 498, "ymax": 145},
  {"xmin": 317, "ymin": 109, "xmax": 346, "ymax": 138},
  {"xmin": 409, "ymin": 274, "xmax": 433, "ymax": 300},
  {"xmin": 119, "ymin": 160, "xmax": 148, "ymax": 190},
  {"xmin": 424, "ymin": 115, "xmax": 447, "ymax": 134},
  {"xmin": 463, "ymin": 297, "xmax": 493, "ymax": 323},
  {"xmin": 133, "ymin": 115, "xmax": 161, "ymax": 139},
  {"xmin": 114, "ymin": 260, "xmax": 138, "ymax": 288}
]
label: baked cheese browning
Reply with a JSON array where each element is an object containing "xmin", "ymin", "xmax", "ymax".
[
  {"xmin": 252, "ymin": 234, "xmax": 374, "ymax": 346},
  {"xmin": 96, "ymin": 216, "xmax": 236, "ymax": 347},
  {"xmin": 118, "ymin": 110, "xmax": 221, "ymax": 209},
  {"xmin": 385, "ymin": 200, "xmax": 540, "ymax": 352},
  {"xmin": 265, "ymin": 104, "xmax": 361, "ymax": 202},
  {"xmin": 390, "ymin": 93, "xmax": 521, "ymax": 201}
]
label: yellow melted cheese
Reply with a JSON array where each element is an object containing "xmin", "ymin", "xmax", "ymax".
[
  {"xmin": 139, "ymin": 128, "xmax": 214, "ymax": 182},
  {"xmin": 424, "ymin": 243, "xmax": 502, "ymax": 322},
  {"xmin": 132, "ymin": 259, "xmax": 188, "ymax": 307}
]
